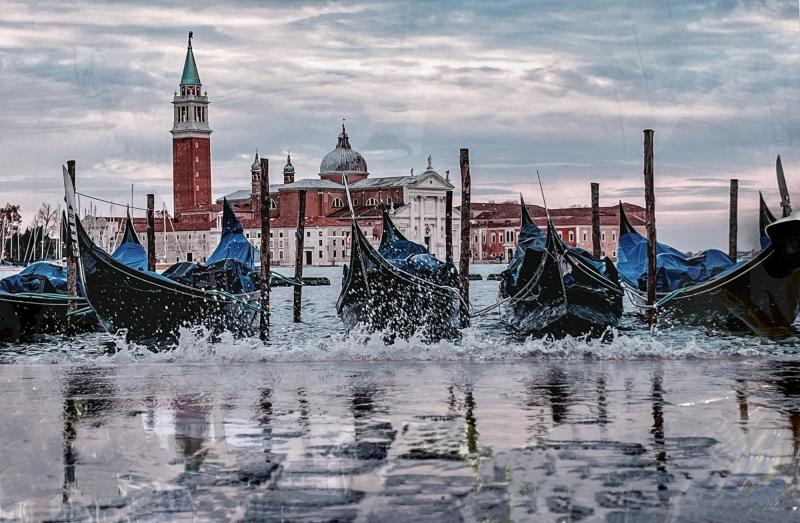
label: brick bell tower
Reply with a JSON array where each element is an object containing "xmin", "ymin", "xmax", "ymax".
[{"xmin": 171, "ymin": 31, "xmax": 212, "ymax": 219}]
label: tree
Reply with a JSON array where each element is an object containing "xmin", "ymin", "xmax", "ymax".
[
  {"xmin": 0, "ymin": 203, "xmax": 21, "ymax": 261},
  {"xmin": 35, "ymin": 202, "xmax": 59, "ymax": 260}
]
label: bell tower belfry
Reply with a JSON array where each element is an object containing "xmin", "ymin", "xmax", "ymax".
[{"xmin": 171, "ymin": 31, "xmax": 212, "ymax": 218}]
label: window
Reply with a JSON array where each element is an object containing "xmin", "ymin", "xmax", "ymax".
[
  {"xmin": 269, "ymin": 199, "xmax": 277, "ymax": 210},
  {"xmin": 569, "ymin": 231, "xmax": 574, "ymax": 242},
  {"xmin": 612, "ymin": 250, "xmax": 617, "ymax": 258},
  {"xmin": 601, "ymin": 231, "xmax": 606, "ymax": 241},
  {"xmin": 353, "ymin": 199, "xmax": 359, "ymax": 206},
  {"xmin": 491, "ymin": 233, "xmax": 496, "ymax": 243},
  {"xmin": 387, "ymin": 197, "xmax": 392, "ymax": 205},
  {"xmin": 318, "ymin": 239, "xmax": 323, "ymax": 246},
  {"xmin": 583, "ymin": 232, "xmax": 587, "ymax": 241},
  {"xmin": 601, "ymin": 250, "xmax": 606, "ymax": 257},
  {"xmin": 366, "ymin": 198, "xmax": 378, "ymax": 206},
  {"xmin": 307, "ymin": 231, "xmax": 311, "ymax": 237},
  {"xmin": 279, "ymin": 232, "xmax": 283, "ymax": 238},
  {"xmin": 342, "ymin": 250, "xmax": 345, "ymax": 258},
  {"xmin": 333, "ymin": 239, "xmax": 337, "ymax": 246},
  {"xmin": 612, "ymin": 232, "xmax": 617, "ymax": 241},
  {"xmin": 319, "ymin": 251, "xmax": 323, "ymax": 258},
  {"xmin": 332, "ymin": 198, "xmax": 344, "ymax": 208},
  {"xmin": 245, "ymin": 232, "xmax": 249, "ymax": 238},
  {"xmin": 270, "ymin": 232, "xmax": 273, "ymax": 238},
  {"xmin": 319, "ymin": 231, "xmax": 322, "ymax": 236},
  {"xmin": 279, "ymin": 250, "xmax": 284, "ymax": 260}
]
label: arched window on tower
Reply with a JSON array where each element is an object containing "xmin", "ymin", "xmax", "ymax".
[
  {"xmin": 366, "ymin": 198, "xmax": 378, "ymax": 206},
  {"xmin": 269, "ymin": 198, "xmax": 277, "ymax": 210},
  {"xmin": 332, "ymin": 198, "xmax": 344, "ymax": 209}
]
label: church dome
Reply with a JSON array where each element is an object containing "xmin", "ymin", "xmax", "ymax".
[
  {"xmin": 283, "ymin": 153, "xmax": 295, "ymax": 173},
  {"xmin": 319, "ymin": 124, "xmax": 368, "ymax": 175}
]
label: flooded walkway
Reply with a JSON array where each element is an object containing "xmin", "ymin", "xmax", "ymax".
[{"xmin": 2, "ymin": 360, "xmax": 800, "ymax": 521}]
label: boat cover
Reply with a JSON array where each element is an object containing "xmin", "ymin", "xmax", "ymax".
[
  {"xmin": 617, "ymin": 204, "xmax": 736, "ymax": 292},
  {"xmin": 206, "ymin": 198, "xmax": 255, "ymax": 269},
  {"xmin": 0, "ymin": 261, "xmax": 84, "ymax": 296},
  {"xmin": 111, "ymin": 215, "xmax": 147, "ymax": 271},
  {"xmin": 759, "ymin": 192, "xmax": 776, "ymax": 249},
  {"xmin": 377, "ymin": 211, "xmax": 459, "ymax": 287}
]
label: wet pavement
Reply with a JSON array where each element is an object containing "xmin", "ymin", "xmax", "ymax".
[{"xmin": 2, "ymin": 360, "xmax": 800, "ymax": 521}]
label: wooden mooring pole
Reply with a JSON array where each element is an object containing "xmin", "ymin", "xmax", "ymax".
[
  {"xmin": 445, "ymin": 189, "xmax": 453, "ymax": 262},
  {"xmin": 146, "ymin": 193, "xmax": 156, "ymax": 271},
  {"xmin": 259, "ymin": 158, "xmax": 270, "ymax": 341},
  {"xmin": 643, "ymin": 130, "xmax": 657, "ymax": 326},
  {"xmin": 293, "ymin": 189, "xmax": 307, "ymax": 323},
  {"xmin": 591, "ymin": 182, "xmax": 601, "ymax": 259},
  {"xmin": 459, "ymin": 149, "xmax": 471, "ymax": 313},
  {"xmin": 65, "ymin": 160, "xmax": 78, "ymax": 334},
  {"xmin": 729, "ymin": 179, "xmax": 738, "ymax": 261}
]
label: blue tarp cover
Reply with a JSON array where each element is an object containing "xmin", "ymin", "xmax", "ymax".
[
  {"xmin": 206, "ymin": 198, "xmax": 255, "ymax": 269},
  {"xmin": 617, "ymin": 208, "xmax": 736, "ymax": 292},
  {"xmin": 378, "ymin": 212, "xmax": 458, "ymax": 287},
  {"xmin": 111, "ymin": 216, "xmax": 147, "ymax": 271},
  {"xmin": 0, "ymin": 261, "xmax": 85, "ymax": 296}
]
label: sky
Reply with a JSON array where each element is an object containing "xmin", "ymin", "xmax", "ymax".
[{"xmin": 0, "ymin": 0, "xmax": 798, "ymax": 250}]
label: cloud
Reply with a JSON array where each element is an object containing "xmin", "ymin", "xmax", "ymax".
[{"xmin": 0, "ymin": 0, "xmax": 797, "ymax": 249}]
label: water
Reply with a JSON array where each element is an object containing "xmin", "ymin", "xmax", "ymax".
[{"xmin": 2, "ymin": 266, "xmax": 800, "ymax": 521}]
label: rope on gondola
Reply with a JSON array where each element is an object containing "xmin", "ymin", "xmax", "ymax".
[
  {"xmin": 469, "ymin": 249, "xmax": 560, "ymax": 318},
  {"xmin": 76, "ymin": 192, "xmax": 150, "ymax": 212},
  {"xmin": 621, "ymin": 250, "xmax": 772, "ymax": 312}
]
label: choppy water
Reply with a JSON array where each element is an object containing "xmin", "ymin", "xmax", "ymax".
[{"xmin": 3, "ymin": 266, "xmax": 800, "ymax": 521}]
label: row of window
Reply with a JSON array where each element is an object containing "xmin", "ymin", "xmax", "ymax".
[
  {"xmin": 330, "ymin": 196, "xmax": 387, "ymax": 209},
  {"xmin": 474, "ymin": 229, "xmax": 618, "ymax": 244}
]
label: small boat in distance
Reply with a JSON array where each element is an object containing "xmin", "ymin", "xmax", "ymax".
[
  {"xmin": 337, "ymin": 208, "xmax": 464, "ymax": 342},
  {"xmin": 75, "ymin": 199, "xmax": 260, "ymax": 345},
  {"xmin": 498, "ymin": 198, "xmax": 623, "ymax": 337}
]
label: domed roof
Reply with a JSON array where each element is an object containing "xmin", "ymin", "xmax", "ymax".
[
  {"xmin": 319, "ymin": 124, "xmax": 368, "ymax": 174},
  {"xmin": 283, "ymin": 153, "xmax": 295, "ymax": 173}
]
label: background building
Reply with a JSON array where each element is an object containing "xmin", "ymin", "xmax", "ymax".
[{"xmin": 84, "ymin": 33, "xmax": 646, "ymax": 268}]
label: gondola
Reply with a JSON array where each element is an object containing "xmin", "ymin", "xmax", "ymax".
[
  {"xmin": 498, "ymin": 199, "xmax": 623, "ymax": 336},
  {"xmin": 617, "ymin": 197, "xmax": 800, "ymax": 336},
  {"xmin": 75, "ymin": 199, "xmax": 260, "ymax": 345},
  {"xmin": 0, "ymin": 213, "xmax": 147, "ymax": 341},
  {"xmin": 336, "ymin": 209, "xmax": 464, "ymax": 341}
]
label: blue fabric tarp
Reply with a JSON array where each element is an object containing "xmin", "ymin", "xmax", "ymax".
[
  {"xmin": 378, "ymin": 212, "xmax": 458, "ymax": 287},
  {"xmin": 111, "ymin": 215, "xmax": 148, "ymax": 271},
  {"xmin": 206, "ymin": 198, "xmax": 255, "ymax": 269},
  {"xmin": 0, "ymin": 261, "xmax": 85, "ymax": 296},
  {"xmin": 617, "ymin": 207, "xmax": 737, "ymax": 292}
]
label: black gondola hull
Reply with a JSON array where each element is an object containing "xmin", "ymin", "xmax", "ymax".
[
  {"xmin": 501, "ymin": 249, "xmax": 623, "ymax": 337},
  {"xmin": 77, "ymin": 222, "xmax": 258, "ymax": 345},
  {"xmin": 336, "ymin": 225, "xmax": 462, "ymax": 342},
  {"xmin": 0, "ymin": 293, "xmax": 95, "ymax": 341},
  {"xmin": 629, "ymin": 246, "xmax": 800, "ymax": 336}
]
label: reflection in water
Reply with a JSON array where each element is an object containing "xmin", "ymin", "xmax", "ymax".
[
  {"xmin": 596, "ymin": 375, "xmax": 609, "ymax": 429},
  {"xmin": 650, "ymin": 369, "xmax": 669, "ymax": 495},
  {"xmin": 545, "ymin": 368, "xmax": 570, "ymax": 424},
  {"xmin": 735, "ymin": 379, "xmax": 749, "ymax": 434},
  {"xmin": 464, "ymin": 386, "xmax": 478, "ymax": 455},
  {"xmin": 171, "ymin": 395, "xmax": 211, "ymax": 471},
  {"xmin": 61, "ymin": 366, "xmax": 117, "ymax": 503},
  {"xmin": 297, "ymin": 387, "xmax": 310, "ymax": 429},
  {"xmin": 258, "ymin": 388, "xmax": 273, "ymax": 463},
  {"xmin": 10, "ymin": 361, "xmax": 800, "ymax": 521}
]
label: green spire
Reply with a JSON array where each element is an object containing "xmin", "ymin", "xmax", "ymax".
[{"xmin": 180, "ymin": 31, "xmax": 201, "ymax": 86}]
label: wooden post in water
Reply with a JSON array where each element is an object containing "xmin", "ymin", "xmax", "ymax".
[
  {"xmin": 293, "ymin": 189, "xmax": 307, "ymax": 323},
  {"xmin": 591, "ymin": 182, "xmax": 601, "ymax": 258},
  {"xmin": 729, "ymin": 179, "xmax": 738, "ymax": 261},
  {"xmin": 459, "ymin": 149, "xmax": 471, "ymax": 311},
  {"xmin": 65, "ymin": 160, "xmax": 78, "ymax": 332},
  {"xmin": 445, "ymin": 189, "xmax": 453, "ymax": 261},
  {"xmin": 146, "ymin": 193, "xmax": 156, "ymax": 271},
  {"xmin": 259, "ymin": 158, "xmax": 270, "ymax": 341},
  {"xmin": 643, "ymin": 129, "xmax": 657, "ymax": 326}
]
